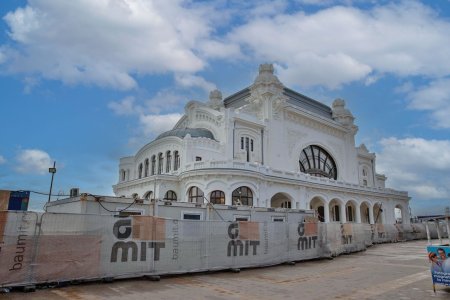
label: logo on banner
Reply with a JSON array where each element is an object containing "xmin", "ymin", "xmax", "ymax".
[
  {"xmin": 298, "ymin": 217, "xmax": 318, "ymax": 251},
  {"xmin": 227, "ymin": 222, "xmax": 260, "ymax": 257},
  {"xmin": 110, "ymin": 216, "xmax": 165, "ymax": 263}
]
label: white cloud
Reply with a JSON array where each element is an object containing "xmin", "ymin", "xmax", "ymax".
[
  {"xmin": 1, "ymin": 0, "xmax": 213, "ymax": 89},
  {"xmin": 108, "ymin": 96, "xmax": 139, "ymax": 116},
  {"xmin": 3, "ymin": 1, "xmax": 450, "ymax": 91},
  {"xmin": 406, "ymin": 78, "xmax": 450, "ymax": 128},
  {"xmin": 228, "ymin": 2, "xmax": 450, "ymax": 88},
  {"xmin": 108, "ymin": 92, "xmax": 187, "ymax": 143},
  {"xmin": 139, "ymin": 113, "xmax": 182, "ymax": 137},
  {"xmin": 174, "ymin": 73, "xmax": 216, "ymax": 93},
  {"xmin": 0, "ymin": 155, "xmax": 6, "ymax": 164},
  {"xmin": 377, "ymin": 137, "xmax": 450, "ymax": 201},
  {"xmin": 15, "ymin": 149, "xmax": 53, "ymax": 174}
]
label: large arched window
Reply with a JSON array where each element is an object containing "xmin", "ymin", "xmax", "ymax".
[
  {"xmin": 188, "ymin": 186, "xmax": 204, "ymax": 204},
  {"xmin": 299, "ymin": 145, "xmax": 337, "ymax": 180},
  {"xmin": 138, "ymin": 163, "xmax": 143, "ymax": 179},
  {"xmin": 144, "ymin": 159, "xmax": 149, "ymax": 177},
  {"xmin": 164, "ymin": 190, "xmax": 177, "ymax": 201},
  {"xmin": 210, "ymin": 190, "xmax": 225, "ymax": 205},
  {"xmin": 232, "ymin": 186, "xmax": 253, "ymax": 206}
]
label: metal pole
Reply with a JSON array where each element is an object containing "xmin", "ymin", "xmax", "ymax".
[
  {"xmin": 47, "ymin": 161, "xmax": 56, "ymax": 203},
  {"xmin": 425, "ymin": 222, "xmax": 431, "ymax": 245}
]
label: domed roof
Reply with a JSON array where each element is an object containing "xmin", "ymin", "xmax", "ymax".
[{"xmin": 155, "ymin": 128, "xmax": 215, "ymax": 141}]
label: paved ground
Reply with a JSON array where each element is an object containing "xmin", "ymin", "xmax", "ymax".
[{"xmin": 2, "ymin": 239, "xmax": 450, "ymax": 299}]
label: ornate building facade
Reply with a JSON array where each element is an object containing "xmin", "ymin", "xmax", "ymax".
[{"xmin": 113, "ymin": 64, "xmax": 410, "ymax": 224}]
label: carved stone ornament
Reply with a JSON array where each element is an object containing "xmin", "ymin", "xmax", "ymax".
[{"xmin": 241, "ymin": 63, "xmax": 287, "ymax": 120}]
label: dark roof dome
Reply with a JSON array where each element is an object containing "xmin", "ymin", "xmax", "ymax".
[{"xmin": 156, "ymin": 128, "xmax": 215, "ymax": 141}]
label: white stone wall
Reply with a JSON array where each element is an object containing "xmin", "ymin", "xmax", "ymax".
[{"xmin": 113, "ymin": 64, "xmax": 410, "ymax": 224}]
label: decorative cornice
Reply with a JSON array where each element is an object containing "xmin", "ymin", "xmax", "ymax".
[{"xmin": 285, "ymin": 111, "xmax": 346, "ymax": 138}]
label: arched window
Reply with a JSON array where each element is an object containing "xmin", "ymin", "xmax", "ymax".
[
  {"xmin": 166, "ymin": 151, "xmax": 172, "ymax": 173},
  {"xmin": 188, "ymin": 186, "xmax": 204, "ymax": 204},
  {"xmin": 232, "ymin": 186, "xmax": 253, "ymax": 206},
  {"xmin": 158, "ymin": 153, "xmax": 163, "ymax": 174},
  {"xmin": 144, "ymin": 159, "xmax": 149, "ymax": 177},
  {"xmin": 299, "ymin": 145, "xmax": 337, "ymax": 180},
  {"xmin": 210, "ymin": 190, "xmax": 225, "ymax": 205},
  {"xmin": 174, "ymin": 151, "xmax": 180, "ymax": 171},
  {"xmin": 164, "ymin": 190, "xmax": 177, "ymax": 201},
  {"xmin": 151, "ymin": 155, "xmax": 156, "ymax": 175},
  {"xmin": 138, "ymin": 163, "xmax": 143, "ymax": 179},
  {"xmin": 144, "ymin": 191, "xmax": 153, "ymax": 200},
  {"xmin": 120, "ymin": 169, "xmax": 126, "ymax": 181}
]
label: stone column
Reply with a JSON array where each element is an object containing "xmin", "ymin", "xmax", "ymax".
[
  {"xmin": 369, "ymin": 205, "xmax": 375, "ymax": 224},
  {"xmin": 324, "ymin": 203, "xmax": 330, "ymax": 223},
  {"xmin": 340, "ymin": 204, "xmax": 347, "ymax": 223},
  {"xmin": 355, "ymin": 203, "xmax": 362, "ymax": 223}
]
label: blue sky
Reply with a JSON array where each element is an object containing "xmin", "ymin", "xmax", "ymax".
[{"xmin": 1, "ymin": 0, "xmax": 450, "ymax": 216}]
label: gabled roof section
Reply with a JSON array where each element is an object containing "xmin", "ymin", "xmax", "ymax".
[
  {"xmin": 223, "ymin": 88, "xmax": 251, "ymax": 108},
  {"xmin": 223, "ymin": 86, "xmax": 332, "ymax": 120},
  {"xmin": 283, "ymin": 88, "xmax": 332, "ymax": 119}
]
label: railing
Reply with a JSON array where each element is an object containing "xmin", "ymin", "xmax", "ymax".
[{"xmin": 114, "ymin": 160, "xmax": 408, "ymax": 198}]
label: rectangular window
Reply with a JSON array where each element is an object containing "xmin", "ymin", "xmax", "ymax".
[
  {"xmin": 241, "ymin": 137, "xmax": 244, "ymax": 149},
  {"xmin": 182, "ymin": 212, "xmax": 202, "ymax": 220},
  {"xmin": 250, "ymin": 139, "xmax": 254, "ymax": 152},
  {"xmin": 271, "ymin": 216, "xmax": 285, "ymax": 222},
  {"xmin": 116, "ymin": 209, "xmax": 144, "ymax": 217},
  {"xmin": 234, "ymin": 215, "xmax": 249, "ymax": 221},
  {"xmin": 195, "ymin": 156, "xmax": 202, "ymax": 161}
]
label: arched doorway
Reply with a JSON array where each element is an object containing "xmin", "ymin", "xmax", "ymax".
[
  {"xmin": 360, "ymin": 201, "xmax": 370, "ymax": 224},
  {"xmin": 345, "ymin": 200, "xmax": 357, "ymax": 223},
  {"xmin": 309, "ymin": 197, "xmax": 326, "ymax": 222},
  {"xmin": 373, "ymin": 202, "xmax": 383, "ymax": 224},
  {"xmin": 395, "ymin": 204, "xmax": 404, "ymax": 224},
  {"xmin": 329, "ymin": 199, "xmax": 343, "ymax": 222},
  {"xmin": 270, "ymin": 192, "xmax": 293, "ymax": 208}
]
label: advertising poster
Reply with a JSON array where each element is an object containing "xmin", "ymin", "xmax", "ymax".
[{"xmin": 427, "ymin": 245, "xmax": 450, "ymax": 286}]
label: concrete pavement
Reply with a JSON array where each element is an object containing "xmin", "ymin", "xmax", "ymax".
[{"xmin": 2, "ymin": 239, "xmax": 449, "ymax": 299}]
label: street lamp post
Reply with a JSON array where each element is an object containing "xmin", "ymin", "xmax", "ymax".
[{"xmin": 48, "ymin": 161, "xmax": 57, "ymax": 203}]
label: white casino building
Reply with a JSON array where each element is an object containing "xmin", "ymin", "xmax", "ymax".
[{"xmin": 113, "ymin": 64, "xmax": 410, "ymax": 224}]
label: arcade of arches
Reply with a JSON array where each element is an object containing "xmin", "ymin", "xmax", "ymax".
[
  {"xmin": 309, "ymin": 196, "xmax": 394, "ymax": 224},
  {"xmin": 135, "ymin": 185, "xmax": 402, "ymax": 224}
]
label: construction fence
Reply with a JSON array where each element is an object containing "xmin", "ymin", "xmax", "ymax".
[{"xmin": 0, "ymin": 211, "xmax": 443, "ymax": 288}]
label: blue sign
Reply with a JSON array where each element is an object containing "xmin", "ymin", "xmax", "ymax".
[{"xmin": 7, "ymin": 191, "xmax": 30, "ymax": 211}]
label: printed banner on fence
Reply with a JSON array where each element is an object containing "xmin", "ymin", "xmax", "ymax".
[
  {"xmin": 132, "ymin": 216, "xmax": 166, "ymax": 241},
  {"xmin": 427, "ymin": 245, "xmax": 450, "ymax": 286},
  {"xmin": 0, "ymin": 212, "xmax": 37, "ymax": 286},
  {"xmin": 35, "ymin": 235, "xmax": 101, "ymax": 282}
]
